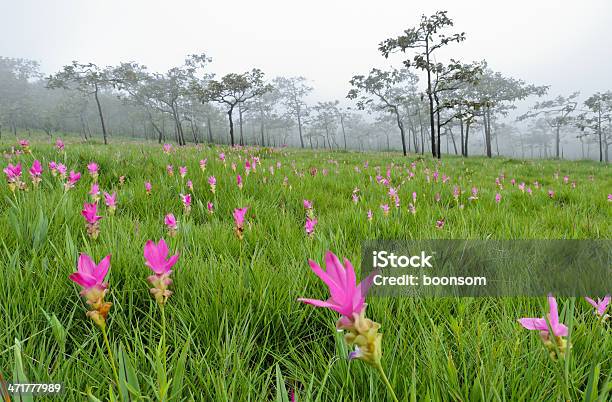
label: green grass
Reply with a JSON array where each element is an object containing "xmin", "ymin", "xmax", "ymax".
[{"xmin": 0, "ymin": 137, "xmax": 610, "ymax": 401}]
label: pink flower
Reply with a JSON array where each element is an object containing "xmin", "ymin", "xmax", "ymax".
[
  {"xmin": 436, "ymin": 218, "xmax": 445, "ymax": 229},
  {"xmin": 163, "ymin": 143, "xmax": 173, "ymax": 154},
  {"xmin": 104, "ymin": 192, "xmax": 117, "ymax": 214},
  {"xmin": 219, "ymin": 152, "xmax": 226, "ymax": 162},
  {"xmin": 548, "ymin": 190, "xmax": 555, "ymax": 198},
  {"xmin": 87, "ymin": 162, "xmax": 99, "ymax": 176},
  {"xmin": 181, "ymin": 193, "xmax": 192, "ymax": 213},
  {"xmin": 144, "ymin": 239, "xmax": 179, "ymax": 305},
  {"xmin": 495, "ymin": 193, "xmax": 501, "ymax": 204},
  {"xmin": 69, "ymin": 253, "xmax": 111, "ymax": 292},
  {"xmin": 29, "ymin": 160, "xmax": 42, "ymax": 179},
  {"xmin": 179, "ymin": 166, "xmax": 187, "ymax": 178},
  {"xmin": 56, "ymin": 138, "xmax": 64, "ymax": 151},
  {"xmin": 367, "ymin": 210, "xmax": 373, "ymax": 221},
  {"xmin": 608, "ymin": 194, "xmax": 612, "ymax": 202},
  {"xmin": 233, "ymin": 207, "xmax": 248, "ymax": 229},
  {"xmin": 90, "ymin": 183, "xmax": 100, "ymax": 200},
  {"xmin": 518, "ymin": 295, "xmax": 568, "ymax": 337},
  {"xmin": 145, "ymin": 181, "xmax": 152, "ymax": 194},
  {"xmin": 165, "ymin": 213, "xmax": 178, "ymax": 235},
  {"xmin": 167, "ymin": 165, "xmax": 174, "ymax": 176},
  {"xmin": 144, "ymin": 238, "xmax": 179, "ymax": 276},
  {"xmin": 584, "ymin": 296, "xmax": 610, "ymax": 317},
  {"xmin": 4, "ymin": 163, "xmax": 22, "ymax": 183},
  {"xmin": 199, "ymin": 159, "xmax": 207, "ymax": 171},
  {"xmin": 208, "ymin": 176, "xmax": 216, "ymax": 193},
  {"xmin": 82, "ymin": 202, "xmax": 102, "ymax": 224},
  {"xmin": 380, "ymin": 204, "xmax": 389, "ymax": 216},
  {"xmin": 303, "ymin": 199, "xmax": 313, "ymax": 210},
  {"xmin": 305, "ymin": 217, "xmax": 317, "ymax": 237},
  {"xmin": 57, "ymin": 164, "xmax": 67, "ymax": 177},
  {"xmin": 187, "ymin": 180, "xmax": 193, "ymax": 191},
  {"xmin": 65, "ymin": 170, "xmax": 81, "ymax": 190},
  {"xmin": 207, "ymin": 201, "xmax": 214, "ymax": 214},
  {"xmin": 298, "ymin": 251, "xmax": 373, "ymax": 328},
  {"xmin": 237, "ymin": 174, "xmax": 243, "ymax": 189}
]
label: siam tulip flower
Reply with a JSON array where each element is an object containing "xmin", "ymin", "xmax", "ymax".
[
  {"xmin": 199, "ymin": 159, "xmax": 207, "ymax": 171},
  {"xmin": 4, "ymin": 163, "xmax": 23, "ymax": 191},
  {"xmin": 303, "ymin": 199, "xmax": 314, "ymax": 217},
  {"xmin": 584, "ymin": 296, "xmax": 610, "ymax": 319},
  {"xmin": 518, "ymin": 295, "xmax": 570, "ymax": 359},
  {"xmin": 453, "ymin": 186, "xmax": 461, "ymax": 201},
  {"xmin": 352, "ymin": 193, "xmax": 359, "ymax": 204},
  {"xmin": 87, "ymin": 162, "xmax": 99, "ymax": 181},
  {"xmin": 534, "ymin": 181, "xmax": 540, "ymax": 189},
  {"xmin": 90, "ymin": 183, "xmax": 101, "ymax": 202},
  {"xmin": 179, "ymin": 166, "xmax": 187, "ymax": 178},
  {"xmin": 69, "ymin": 253, "xmax": 112, "ymax": 328},
  {"xmin": 18, "ymin": 139, "xmax": 31, "ymax": 153},
  {"xmin": 468, "ymin": 187, "xmax": 479, "ymax": 201},
  {"xmin": 231, "ymin": 162, "xmax": 237, "ymax": 172},
  {"xmin": 82, "ymin": 202, "xmax": 103, "ymax": 239},
  {"xmin": 49, "ymin": 161, "xmax": 58, "ymax": 176},
  {"xmin": 434, "ymin": 192, "xmax": 441, "ymax": 203},
  {"xmin": 277, "ymin": 161, "xmax": 282, "ymax": 169},
  {"xmin": 56, "ymin": 138, "xmax": 64, "ymax": 151},
  {"xmin": 145, "ymin": 181, "xmax": 152, "ymax": 195},
  {"xmin": 412, "ymin": 191, "xmax": 417, "ymax": 203},
  {"xmin": 164, "ymin": 213, "xmax": 178, "ymax": 237},
  {"xmin": 207, "ymin": 201, "xmax": 214, "ymax": 214},
  {"xmin": 166, "ymin": 165, "xmax": 174, "ymax": 176},
  {"xmin": 104, "ymin": 192, "xmax": 117, "ymax": 215},
  {"xmin": 305, "ymin": 217, "xmax": 317, "ymax": 237},
  {"xmin": 144, "ymin": 239, "xmax": 179, "ymax": 305},
  {"xmin": 233, "ymin": 207, "xmax": 248, "ymax": 239},
  {"xmin": 219, "ymin": 152, "xmax": 225, "ymax": 162},
  {"xmin": 237, "ymin": 174, "xmax": 243, "ymax": 189},
  {"xmin": 181, "ymin": 193, "xmax": 192, "ymax": 214},
  {"xmin": 548, "ymin": 190, "xmax": 555, "ymax": 198},
  {"xmin": 563, "ymin": 176, "xmax": 569, "ymax": 184},
  {"xmin": 57, "ymin": 163, "xmax": 67, "ymax": 178},
  {"xmin": 29, "ymin": 160, "xmax": 43, "ymax": 186},
  {"xmin": 119, "ymin": 176, "xmax": 126, "ymax": 186},
  {"xmin": 408, "ymin": 203, "xmax": 416, "ymax": 215},
  {"xmin": 381, "ymin": 204, "xmax": 390, "ymax": 216},
  {"xmin": 163, "ymin": 143, "xmax": 173, "ymax": 154},
  {"xmin": 367, "ymin": 209, "xmax": 373, "ymax": 222},
  {"xmin": 608, "ymin": 194, "xmax": 612, "ymax": 202},
  {"xmin": 296, "ymin": 251, "xmax": 394, "ymax": 399},
  {"xmin": 64, "ymin": 170, "xmax": 81, "ymax": 191},
  {"xmin": 518, "ymin": 182, "xmax": 525, "ymax": 193},
  {"xmin": 495, "ymin": 193, "xmax": 501, "ymax": 204},
  {"xmin": 208, "ymin": 176, "xmax": 216, "ymax": 193},
  {"xmin": 436, "ymin": 218, "xmax": 445, "ymax": 229},
  {"xmin": 527, "ymin": 187, "xmax": 533, "ymax": 195}
]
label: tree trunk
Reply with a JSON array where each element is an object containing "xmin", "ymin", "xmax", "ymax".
[
  {"xmin": 464, "ymin": 121, "xmax": 471, "ymax": 157},
  {"xmin": 297, "ymin": 110, "xmax": 305, "ymax": 148},
  {"xmin": 394, "ymin": 108, "xmax": 407, "ymax": 156},
  {"xmin": 207, "ymin": 116, "xmax": 213, "ymax": 143},
  {"xmin": 425, "ymin": 38, "xmax": 436, "ymax": 157},
  {"xmin": 93, "ymin": 85, "xmax": 108, "ymax": 145},
  {"xmin": 485, "ymin": 106, "xmax": 492, "ymax": 158},
  {"xmin": 238, "ymin": 104, "xmax": 244, "ymax": 146},
  {"xmin": 339, "ymin": 114, "xmax": 347, "ymax": 150},
  {"xmin": 228, "ymin": 108, "xmax": 235, "ymax": 146},
  {"xmin": 555, "ymin": 125, "xmax": 560, "ymax": 159}
]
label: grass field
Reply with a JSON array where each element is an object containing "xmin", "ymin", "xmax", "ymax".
[{"xmin": 1, "ymin": 137, "xmax": 611, "ymax": 401}]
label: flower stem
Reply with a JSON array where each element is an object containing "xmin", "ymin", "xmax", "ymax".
[
  {"xmin": 161, "ymin": 304, "xmax": 167, "ymax": 375},
  {"xmin": 376, "ymin": 363, "xmax": 399, "ymax": 402},
  {"xmin": 101, "ymin": 325, "xmax": 124, "ymax": 401}
]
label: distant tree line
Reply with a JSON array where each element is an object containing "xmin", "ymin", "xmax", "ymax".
[{"xmin": 0, "ymin": 11, "xmax": 609, "ymax": 161}]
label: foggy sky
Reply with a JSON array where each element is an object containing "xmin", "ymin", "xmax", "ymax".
[{"xmin": 2, "ymin": 0, "xmax": 611, "ymax": 105}]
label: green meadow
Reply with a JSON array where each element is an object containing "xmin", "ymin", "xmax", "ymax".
[{"xmin": 1, "ymin": 137, "xmax": 610, "ymax": 401}]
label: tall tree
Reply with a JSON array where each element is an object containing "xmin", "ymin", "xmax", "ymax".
[
  {"xmin": 576, "ymin": 91, "xmax": 612, "ymax": 162},
  {"xmin": 379, "ymin": 11, "xmax": 466, "ymax": 157},
  {"xmin": 518, "ymin": 92, "xmax": 580, "ymax": 159},
  {"xmin": 195, "ymin": 69, "xmax": 272, "ymax": 146},
  {"xmin": 274, "ymin": 76, "xmax": 312, "ymax": 148},
  {"xmin": 348, "ymin": 68, "xmax": 418, "ymax": 156},
  {"xmin": 47, "ymin": 62, "xmax": 113, "ymax": 144}
]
